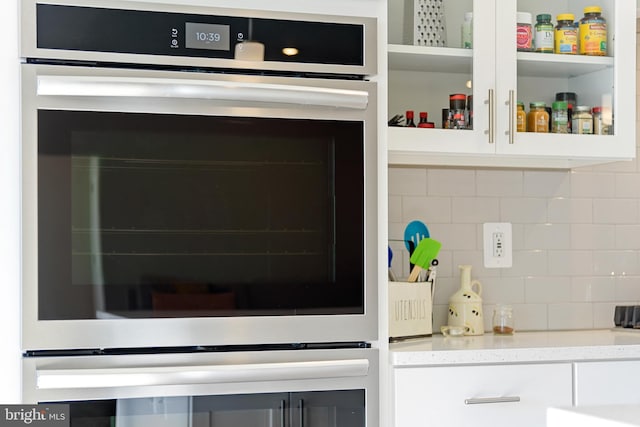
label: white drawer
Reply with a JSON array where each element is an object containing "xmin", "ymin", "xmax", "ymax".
[
  {"xmin": 575, "ymin": 360, "xmax": 640, "ymax": 406},
  {"xmin": 393, "ymin": 363, "xmax": 572, "ymax": 427}
]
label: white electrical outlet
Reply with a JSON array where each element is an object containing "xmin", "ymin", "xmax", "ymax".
[{"xmin": 483, "ymin": 223, "xmax": 512, "ymax": 268}]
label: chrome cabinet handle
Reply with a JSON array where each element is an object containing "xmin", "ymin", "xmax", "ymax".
[
  {"xmin": 464, "ymin": 396, "xmax": 521, "ymax": 405},
  {"xmin": 485, "ymin": 89, "xmax": 495, "ymax": 144},
  {"xmin": 507, "ymin": 89, "xmax": 515, "ymax": 144}
]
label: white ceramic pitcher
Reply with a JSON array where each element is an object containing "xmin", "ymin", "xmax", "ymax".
[{"xmin": 447, "ymin": 265, "xmax": 484, "ymax": 335}]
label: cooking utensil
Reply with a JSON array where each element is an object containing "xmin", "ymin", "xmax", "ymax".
[
  {"xmin": 407, "ymin": 238, "xmax": 441, "ymax": 282},
  {"xmin": 403, "ymin": 220, "xmax": 430, "ymax": 252},
  {"xmin": 388, "ymin": 246, "xmax": 397, "ymax": 281}
]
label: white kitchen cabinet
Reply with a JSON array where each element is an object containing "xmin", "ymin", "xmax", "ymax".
[
  {"xmin": 392, "ymin": 363, "xmax": 573, "ymax": 427},
  {"xmin": 574, "ymin": 360, "xmax": 640, "ymax": 406},
  {"xmin": 388, "ymin": 0, "xmax": 636, "ymax": 168}
]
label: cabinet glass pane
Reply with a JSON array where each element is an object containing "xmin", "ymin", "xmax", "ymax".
[
  {"xmin": 388, "ymin": 0, "xmax": 474, "ymax": 130},
  {"xmin": 51, "ymin": 390, "xmax": 365, "ymax": 427},
  {"xmin": 516, "ymin": 0, "xmax": 615, "ymax": 136}
]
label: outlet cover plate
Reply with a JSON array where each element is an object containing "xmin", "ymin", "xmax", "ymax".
[{"xmin": 483, "ymin": 222, "xmax": 513, "ymax": 268}]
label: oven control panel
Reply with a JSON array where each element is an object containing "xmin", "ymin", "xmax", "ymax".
[{"xmin": 34, "ymin": 4, "xmax": 367, "ymax": 69}]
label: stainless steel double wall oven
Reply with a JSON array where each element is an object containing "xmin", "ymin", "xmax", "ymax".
[{"xmin": 20, "ymin": 1, "xmax": 379, "ymax": 425}]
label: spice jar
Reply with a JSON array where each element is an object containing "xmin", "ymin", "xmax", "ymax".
[
  {"xmin": 572, "ymin": 106, "xmax": 593, "ymax": 134},
  {"xmin": 492, "ymin": 305, "xmax": 514, "ymax": 335},
  {"xmin": 534, "ymin": 14, "xmax": 554, "ymax": 53},
  {"xmin": 527, "ymin": 102, "xmax": 549, "ymax": 133},
  {"xmin": 516, "ymin": 101, "xmax": 526, "ymax": 132},
  {"xmin": 555, "ymin": 92, "xmax": 576, "ymax": 133},
  {"xmin": 579, "ymin": 6, "xmax": 607, "ymax": 56},
  {"xmin": 555, "ymin": 14, "xmax": 577, "ymax": 54},
  {"xmin": 516, "ymin": 12, "xmax": 533, "ymax": 52},
  {"xmin": 449, "ymin": 94, "xmax": 467, "ymax": 129},
  {"xmin": 551, "ymin": 101, "xmax": 569, "ymax": 134},
  {"xmin": 592, "ymin": 106, "xmax": 610, "ymax": 135}
]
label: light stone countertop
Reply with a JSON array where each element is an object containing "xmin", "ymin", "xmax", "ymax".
[
  {"xmin": 390, "ymin": 329, "xmax": 640, "ymax": 366},
  {"xmin": 547, "ymin": 405, "xmax": 640, "ymax": 427}
]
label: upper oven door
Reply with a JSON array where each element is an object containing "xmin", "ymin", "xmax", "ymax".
[{"xmin": 21, "ymin": 63, "xmax": 378, "ymax": 351}]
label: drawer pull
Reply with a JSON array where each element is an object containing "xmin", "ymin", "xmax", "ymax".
[{"xmin": 464, "ymin": 396, "xmax": 521, "ymax": 405}]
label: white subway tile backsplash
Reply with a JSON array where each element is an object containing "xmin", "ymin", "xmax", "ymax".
[
  {"xmin": 480, "ymin": 277, "xmax": 525, "ymax": 304},
  {"xmin": 401, "ymin": 196, "xmax": 450, "ymax": 223},
  {"xmin": 615, "ymin": 225, "xmax": 640, "ymax": 249},
  {"xmin": 389, "ymin": 91, "xmax": 640, "ymax": 332},
  {"xmin": 523, "ymin": 224, "xmax": 571, "ymax": 250},
  {"xmin": 548, "ymin": 250, "xmax": 594, "ymax": 276},
  {"xmin": 593, "ymin": 250, "xmax": 640, "ymax": 276},
  {"xmin": 523, "ymin": 171, "xmax": 571, "ymax": 198},
  {"xmin": 571, "ymin": 276, "xmax": 616, "ymax": 302},
  {"xmin": 547, "ymin": 198, "xmax": 593, "ymax": 224},
  {"xmin": 431, "ymin": 223, "xmax": 476, "ymax": 250},
  {"xmin": 388, "ymin": 195, "xmax": 403, "ymax": 223},
  {"xmin": 500, "ymin": 198, "xmax": 548, "ymax": 223},
  {"xmin": 388, "ymin": 167, "xmax": 427, "ymax": 195},
  {"xmin": 451, "ymin": 197, "xmax": 500, "ymax": 223},
  {"xmin": 476, "ymin": 170, "xmax": 523, "ymax": 197},
  {"xmin": 593, "ymin": 302, "xmax": 618, "ymax": 328},
  {"xmin": 525, "ymin": 277, "xmax": 572, "ymax": 303},
  {"xmin": 548, "ymin": 303, "xmax": 594, "ymax": 330},
  {"xmin": 510, "ymin": 304, "xmax": 548, "ymax": 331},
  {"xmin": 571, "ymin": 224, "xmax": 616, "ymax": 250},
  {"xmin": 503, "ymin": 250, "xmax": 548, "ymax": 277},
  {"xmin": 593, "ymin": 199, "xmax": 639, "ymax": 224},
  {"xmin": 614, "ymin": 275, "xmax": 640, "ymax": 302},
  {"xmin": 427, "ymin": 169, "xmax": 476, "ymax": 196},
  {"xmin": 615, "ymin": 173, "xmax": 640, "ymax": 198},
  {"xmin": 571, "ymin": 171, "xmax": 616, "ymax": 198}
]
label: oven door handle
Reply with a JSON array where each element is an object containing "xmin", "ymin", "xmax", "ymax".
[
  {"xmin": 36, "ymin": 358, "xmax": 369, "ymax": 390},
  {"xmin": 36, "ymin": 75, "xmax": 369, "ymax": 110}
]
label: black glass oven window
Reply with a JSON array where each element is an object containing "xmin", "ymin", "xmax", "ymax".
[
  {"xmin": 38, "ymin": 111, "xmax": 364, "ymax": 320},
  {"xmin": 52, "ymin": 389, "xmax": 365, "ymax": 427}
]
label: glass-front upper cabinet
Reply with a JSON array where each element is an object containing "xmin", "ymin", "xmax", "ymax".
[{"xmin": 387, "ymin": 0, "xmax": 636, "ymax": 168}]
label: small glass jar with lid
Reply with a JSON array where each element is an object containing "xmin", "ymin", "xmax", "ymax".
[
  {"xmin": 492, "ymin": 305, "xmax": 514, "ymax": 335},
  {"xmin": 551, "ymin": 101, "xmax": 569, "ymax": 133},
  {"xmin": 527, "ymin": 102, "xmax": 549, "ymax": 133},
  {"xmin": 572, "ymin": 106, "xmax": 593, "ymax": 135}
]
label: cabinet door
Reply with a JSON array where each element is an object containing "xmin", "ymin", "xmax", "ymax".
[
  {"xmin": 393, "ymin": 363, "xmax": 572, "ymax": 427},
  {"xmin": 495, "ymin": 0, "xmax": 636, "ymax": 164},
  {"xmin": 388, "ymin": 0, "xmax": 636, "ymax": 168},
  {"xmin": 574, "ymin": 360, "xmax": 640, "ymax": 406},
  {"xmin": 388, "ymin": 0, "xmax": 497, "ymax": 163}
]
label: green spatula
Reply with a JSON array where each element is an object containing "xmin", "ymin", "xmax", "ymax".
[{"xmin": 407, "ymin": 237, "xmax": 442, "ymax": 282}]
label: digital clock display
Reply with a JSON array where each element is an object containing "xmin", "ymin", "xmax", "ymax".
[{"xmin": 185, "ymin": 22, "xmax": 230, "ymax": 51}]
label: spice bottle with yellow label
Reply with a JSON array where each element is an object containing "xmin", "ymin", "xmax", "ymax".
[
  {"xmin": 516, "ymin": 102, "xmax": 527, "ymax": 132},
  {"xmin": 527, "ymin": 102, "xmax": 549, "ymax": 133}
]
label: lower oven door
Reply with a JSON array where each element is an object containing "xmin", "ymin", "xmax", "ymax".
[
  {"xmin": 21, "ymin": 63, "xmax": 378, "ymax": 350},
  {"xmin": 22, "ymin": 348, "xmax": 378, "ymax": 427}
]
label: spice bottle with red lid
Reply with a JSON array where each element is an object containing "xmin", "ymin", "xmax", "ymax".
[
  {"xmin": 405, "ymin": 110, "xmax": 416, "ymax": 127},
  {"xmin": 417, "ymin": 112, "xmax": 434, "ymax": 128}
]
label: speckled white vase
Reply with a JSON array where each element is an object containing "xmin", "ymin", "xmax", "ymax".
[{"xmin": 447, "ymin": 265, "xmax": 484, "ymax": 335}]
